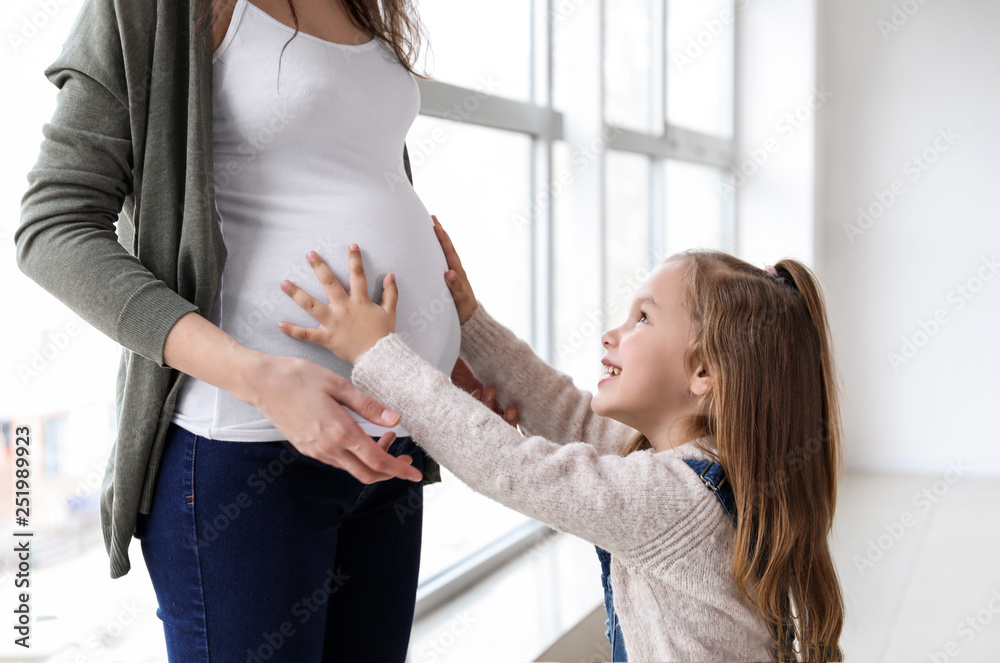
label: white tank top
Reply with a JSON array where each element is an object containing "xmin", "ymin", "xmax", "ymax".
[{"xmin": 172, "ymin": 0, "xmax": 460, "ymax": 440}]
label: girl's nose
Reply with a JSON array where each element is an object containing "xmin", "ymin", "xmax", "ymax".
[{"xmin": 602, "ymin": 328, "xmax": 616, "ymax": 348}]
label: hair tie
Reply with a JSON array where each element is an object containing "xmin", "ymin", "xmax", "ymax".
[{"xmin": 764, "ymin": 265, "xmax": 779, "ymax": 278}]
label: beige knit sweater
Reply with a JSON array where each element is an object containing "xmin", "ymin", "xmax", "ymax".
[{"xmin": 351, "ymin": 304, "xmax": 774, "ymax": 661}]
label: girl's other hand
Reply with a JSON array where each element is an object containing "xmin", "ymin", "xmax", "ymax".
[
  {"xmin": 450, "ymin": 358, "xmax": 520, "ymax": 427},
  {"xmin": 278, "ymin": 245, "xmax": 397, "ymax": 363},
  {"xmin": 432, "ymin": 215, "xmax": 478, "ymax": 324}
]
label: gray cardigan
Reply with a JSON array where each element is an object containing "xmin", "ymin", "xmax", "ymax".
[{"xmin": 14, "ymin": 0, "xmax": 436, "ymax": 579}]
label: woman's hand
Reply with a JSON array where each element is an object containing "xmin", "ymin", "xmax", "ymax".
[
  {"xmin": 278, "ymin": 244, "xmax": 397, "ymax": 363},
  {"xmin": 166, "ymin": 309, "xmax": 419, "ymax": 484},
  {"xmin": 432, "ymin": 215, "xmax": 478, "ymax": 324},
  {"xmin": 245, "ymin": 354, "xmax": 421, "ymax": 483}
]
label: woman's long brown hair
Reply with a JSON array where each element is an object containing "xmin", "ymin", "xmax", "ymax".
[
  {"xmin": 195, "ymin": 0, "xmax": 432, "ymax": 80},
  {"xmin": 620, "ymin": 249, "xmax": 845, "ymax": 661}
]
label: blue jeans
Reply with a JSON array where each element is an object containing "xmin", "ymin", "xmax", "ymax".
[{"xmin": 135, "ymin": 421, "xmax": 424, "ymax": 663}]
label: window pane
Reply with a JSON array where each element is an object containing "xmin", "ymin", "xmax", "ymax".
[
  {"xmin": 552, "ymin": 141, "xmax": 588, "ymax": 389},
  {"xmin": 418, "ymin": 467, "xmax": 532, "ymax": 583},
  {"xmin": 406, "ymin": 116, "xmax": 532, "ymax": 340},
  {"xmin": 417, "ymin": 0, "xmax": 532, "ymax": 102},
  {"xmin": 43, "ymin": 415, "xmax": 65, "ymax": 478},
  {"xmin": 664, "ymin": 160, "xmax": 731, "ymax": 255},
  {"xmin": 404, "ymin": 115, "xmax": 536, "ymax": 583},
  {"xmin": 605, "ymin": 151, "xmax": 651, "ymax": 327},
  {"xmin": 605, "ymin": 0, "xmax": 655, "ymax": 132},
  {"xmin": 666, "ymin": 0, "xmax": 735, "ymax": 137},
  {"xmin": 551, "ymin": 141, "xmax": 602, "ymax": 384}
]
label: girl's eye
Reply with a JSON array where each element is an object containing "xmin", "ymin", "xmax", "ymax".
[{"xmin": 638, "ymin": 311, "xmax": 649, "ymax": 324}]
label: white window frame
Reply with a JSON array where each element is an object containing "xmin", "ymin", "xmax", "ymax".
[{"xmin": 410, "ymin": 0, "xmax": 738, "ymax": 614}]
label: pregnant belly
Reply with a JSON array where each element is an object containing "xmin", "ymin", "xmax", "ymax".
[{"xmin": 214, "ymin": 186, "xmax": 462, "ymax": 379}]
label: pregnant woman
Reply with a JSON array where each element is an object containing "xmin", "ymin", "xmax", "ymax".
[{"xmin": 16, "ymin": 0, "xmax": 513, "ymax": 660}]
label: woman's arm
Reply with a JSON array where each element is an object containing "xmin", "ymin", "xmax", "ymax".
[
  {"xmin": 14, "ymin": 14, "xmax": 198, "ymax": 368},
  {"xmin": 14, "ymin": 1, "xmax": 419, "ymax": 485},
  {"xmin": 352, "ymin": 332, "xmax": 709, "ymax": 558}
]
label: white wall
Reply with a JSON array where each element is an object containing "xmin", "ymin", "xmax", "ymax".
[{"xmin": 815, "ymin": 0, "xmax": 1000, "ymax": 475}]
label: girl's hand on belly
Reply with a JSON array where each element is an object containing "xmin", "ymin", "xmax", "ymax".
[
  {"xmin": 432, "ymin": 215, "xmax": 479, "ymax": 324},
  {"xmin": 278, "ymin": 244, "xmax": 398, "ymax": 363}
]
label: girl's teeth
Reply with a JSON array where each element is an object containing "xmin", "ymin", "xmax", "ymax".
[{"xmin": 603, "ymin": 366, "xmax": 621, "ymax": 376}]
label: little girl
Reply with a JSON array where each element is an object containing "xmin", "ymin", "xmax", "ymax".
[{"xmin": 276, "ymin": 217, "xmax": 846, "ymax": 661}]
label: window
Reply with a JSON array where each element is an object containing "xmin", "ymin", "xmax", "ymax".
[
  {"xmin": 43, "ymin": 413, "xmax": 69, "ymax": 478},
  {"xmin": 605, "ymin": 0, "xmax": 656, "ymax": 132},
  {"xmin": 665, "ymin": 159, "xmax": 734, "ymax": 256},
  {"xmin": 7, "ymin": 0, "xmax": 741, "ymax": 648},
  {"xmin": 416, "ymin": 0, "xmax": 533, "ymax": 103},
  {"xmin": 666, "ymin": 0, "xmax": 736, "ymax": 137},
  {"xmin": 549, "ymin": 0, "xmax": 736, "ymax": 384},
  {"xmin": 410, "ymin": 0, "xmax": 738, "ymax": 605},
  {"xmin": 605, "ymin": 150, "xmax": 652, "ymax": 319}
]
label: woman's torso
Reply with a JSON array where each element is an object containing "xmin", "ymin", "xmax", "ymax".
[{"xmin": 172, "ymin": 0, "xmax": 460, "ymax": 440}]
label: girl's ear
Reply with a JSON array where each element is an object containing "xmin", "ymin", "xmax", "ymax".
[{"xmin": 689, "ymin": 364, "xmax": 713, "ymax": 397}]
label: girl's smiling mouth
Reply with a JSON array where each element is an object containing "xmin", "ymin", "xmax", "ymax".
[{"xmin": 599, "ymin": 359, "xmax": 621, "ymax": 385}]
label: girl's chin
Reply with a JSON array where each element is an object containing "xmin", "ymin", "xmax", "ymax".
[{"xmin": 590, "ymin": 396, "xmax": 611, "ymax": 418}]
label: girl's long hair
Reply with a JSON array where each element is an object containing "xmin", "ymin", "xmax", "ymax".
[
  {"xmin": 620, "ymin": 249, "xmax": 845, "ymax": 661},
  {"xmin": 195, "ymin": 0, "xmax": 432, "ymax": 80}
]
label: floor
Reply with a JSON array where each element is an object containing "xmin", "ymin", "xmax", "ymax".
[{"xmin": 831, "ymin": 471, "xmax": 1000, "ymax": 661}]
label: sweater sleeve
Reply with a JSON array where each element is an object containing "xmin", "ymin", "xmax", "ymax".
[
  {"xmin": 457, "ymin": 304, "xmax": 637, "ymax": 455},
  {"xmin": 14, "ymin": 0, "xmax": 199, "ymax": 368},
  {"xmin": 352, "ymin": 332, "xmax": 714, "ymax": 558}
]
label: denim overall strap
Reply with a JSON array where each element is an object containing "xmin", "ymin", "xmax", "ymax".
[
  {"xmin": 595, "ymin": 545, "xmax": 627, "ymax": 662},
  {"xmin": 593, "ymin": 459, "xmax": 737, "ymax": 662},
  {"xmin": 682, "ymin": 459, "xmax": 738, "ymax": 529}
]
